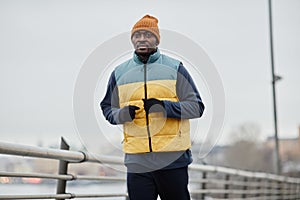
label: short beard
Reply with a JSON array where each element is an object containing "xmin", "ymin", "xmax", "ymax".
[
  {"xmin": 135, "ymin": 48, "xmax": 157, "ymax": 63},
  {"xmin": 135, "ymin": 47, "xmax": 156, "ymax": 56}
]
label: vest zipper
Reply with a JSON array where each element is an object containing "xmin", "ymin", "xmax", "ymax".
[{"xmin": 144, "ymin": 63, "xmax": 153, "ymax": 152}]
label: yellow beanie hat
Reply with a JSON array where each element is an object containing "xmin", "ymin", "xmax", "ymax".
[{"xmin": 131, "ymin": 15, "xmax": 160, "ymax": 44}]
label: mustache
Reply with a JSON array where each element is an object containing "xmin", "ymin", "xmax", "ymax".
[
  {"xmin": 136, "ymin": 43, "xmax": 156, "ymax": 49},
  {"xmin": 137, "ymin": 41, "xmax": 149, "ymax": 45}
]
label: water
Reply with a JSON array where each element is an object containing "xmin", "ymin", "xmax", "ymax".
[{"xmin": 0, "ymin": 182, "xmax": 127, "ymax": 200}]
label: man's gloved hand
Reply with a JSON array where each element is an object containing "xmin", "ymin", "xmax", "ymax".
[
  {"xmin": 119, "ymin": 105, "xmax": 140, "ymax": 123},
  {"xmin": 142, "ymin": 98, "xmax": 165, "ymax": 113}
]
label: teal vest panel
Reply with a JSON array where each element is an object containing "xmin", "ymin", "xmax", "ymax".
[{"xmin": 115, "ymin": 49, "xmax": 181, "ymax": 86}]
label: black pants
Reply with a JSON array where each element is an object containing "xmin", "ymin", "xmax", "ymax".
[{"xmin": 127, "ymin": 166, "xmax": 190, "ymax": 200}]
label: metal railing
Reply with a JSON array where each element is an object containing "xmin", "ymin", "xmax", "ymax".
[{"xmin": 1, "ymin": 138, "xmax": 300, "ymax": 200}]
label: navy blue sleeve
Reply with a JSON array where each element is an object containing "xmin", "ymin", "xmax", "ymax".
[
  {"xmin": 163, "ymin": 63, "xmax": 205, "ymax": 119},
  {"xmin": 100, "ymin": 71, "xmax": 122, "ymax": 125}
]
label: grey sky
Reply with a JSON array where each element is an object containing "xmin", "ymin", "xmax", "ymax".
[{"xmin": 0, "ymin": 0, "xmax": 299, "ymax": 148}]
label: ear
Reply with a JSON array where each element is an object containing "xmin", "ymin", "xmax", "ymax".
[
  {"xmin": 155, "ymin": 37, "xmax": 159, "ymax": 46},
  {"xmin": 131, "ymin": 38, "xmax": 135, "ymax": 46}
]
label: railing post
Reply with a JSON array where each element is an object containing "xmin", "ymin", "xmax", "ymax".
[
  {"xmin": 224, "ymin": 174, "xmax": 230, "ymax": 199},
  {"xmin": 267, "ymin": 180, "xmax": 273, "ymax": 197},
  {"xmin": 241, "ymin": 177, "xmax": 247, "ymax": 198},
  {"xmin": 201, "ymin": 172, "xmax": 207, "ymax": 200},
  {"xmin": 297, "ymin": 182, "xmax": 300, "ymax": 199},
  {"xmin": 283, "ymin": 181, "xmax": 288, "ymax": 199},
  {"xmin": 288, "ymin": 182, "xmax": 293, "ymax": 199},
  {"xmin": 255, "ymin": 178, "xmax": 261, "ymax": 197},
  {"xmin": 293, "ymin": 182, "xmax": 297, "ymax": 198},
  {"xmin": 278, "ymin": 180, "xmax": 283, "ymax": 199},
  {"xmin": 294, "ymin": 183, "xmax": 298, "ymax": 198},
  {"xmin": 56, "ymin": 137, "xmax": 70, "ymax": 200},
  {"xmin": 125, "ymin": 191, "xmax": 129, "ymax": 200}
]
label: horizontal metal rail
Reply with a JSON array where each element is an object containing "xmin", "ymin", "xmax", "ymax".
[
  {"xmin": 0, "ymin": 193, "xmax": 127, "ymax": 199},
  {"xmin": 0, "ymin": 171, "xmax": 71, "ymax": 180},
  {"xmin": 1, "ymin": 140, "xmax": 300, "ymax": 199},
  {"xmin": 189, "ymin": 164, "xmax": 300, "ymax": 184},
  {"xmin": 191, "ymin": 189, "xmax": 284, "ymax": 195},
  {"xmin": 0, "ymin": 171, "xmax": 126, "ymax": 181},
  {"xmin": 0, "ymin": 141, "xmax": 123, "ymax": 164},
  {"xmin": 209, "ymin": 195, "xmax": 300, "ymax": 200},
  {"xmin": 190, "ymin": 178, "xmax": 281, "ymax": 188}
]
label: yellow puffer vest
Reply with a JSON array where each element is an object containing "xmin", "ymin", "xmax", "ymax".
[{"xmin": 115, "ymin": 50, "xmax": 190, "ymax": 153}]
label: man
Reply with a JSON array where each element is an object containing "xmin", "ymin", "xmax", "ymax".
[{"xmin": 100, "ymin": 15, "xmax": 204, "ymax": 200}]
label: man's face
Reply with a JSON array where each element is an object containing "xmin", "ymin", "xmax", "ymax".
[{"xmin": 131, "ymin": 30, "xmax": 158, "ymax": 54}]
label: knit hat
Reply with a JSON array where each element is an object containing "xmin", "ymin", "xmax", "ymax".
[{"xmin": 131, "ymin": 15, "xmax": 160, "ymax": 44}]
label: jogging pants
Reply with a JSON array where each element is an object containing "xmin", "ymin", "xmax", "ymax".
[{"xmin": 127, "ymin": 166, "xmax": 190, "ymax": 200}]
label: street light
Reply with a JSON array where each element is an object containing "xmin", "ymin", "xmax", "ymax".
[{"xmin": 268, "ymin": 0, "xmax": 282, "ymax": 174}]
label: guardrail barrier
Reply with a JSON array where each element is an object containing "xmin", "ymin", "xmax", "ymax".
[{"xmin": 0, "ymin": 138, "xmax": 299, "ymax": 199}]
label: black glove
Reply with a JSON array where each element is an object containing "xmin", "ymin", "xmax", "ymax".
[
  {"xmin": 119, "ymin": 105, "xmax": 140, "ymax": 123},
  {"xmin": 142, "ymin": 98, "xmax": 165, "ymax": 113}
]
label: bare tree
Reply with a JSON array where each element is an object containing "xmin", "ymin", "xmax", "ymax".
[{"xmin": 222, "ymin": 122, "xmax": 274, "ymax": 172}]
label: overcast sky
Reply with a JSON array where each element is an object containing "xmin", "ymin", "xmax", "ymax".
[{"xmin": 0, "ymin": 0, "xmax": 299, "ymax": 149}]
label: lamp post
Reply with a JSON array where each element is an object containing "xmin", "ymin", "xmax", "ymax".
[{"xmin": 268, "ymin": 0, "xmax": 281, "ymax": 174}]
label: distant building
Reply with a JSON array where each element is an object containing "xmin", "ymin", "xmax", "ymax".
[{"xmin": 265, "ymin": 126, "xmax": 300, "ymax": 173}]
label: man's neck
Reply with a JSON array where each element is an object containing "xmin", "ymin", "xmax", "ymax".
[{"xmin": 135, "ymin": 48, "xmax": 157, "ymax": 64}]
